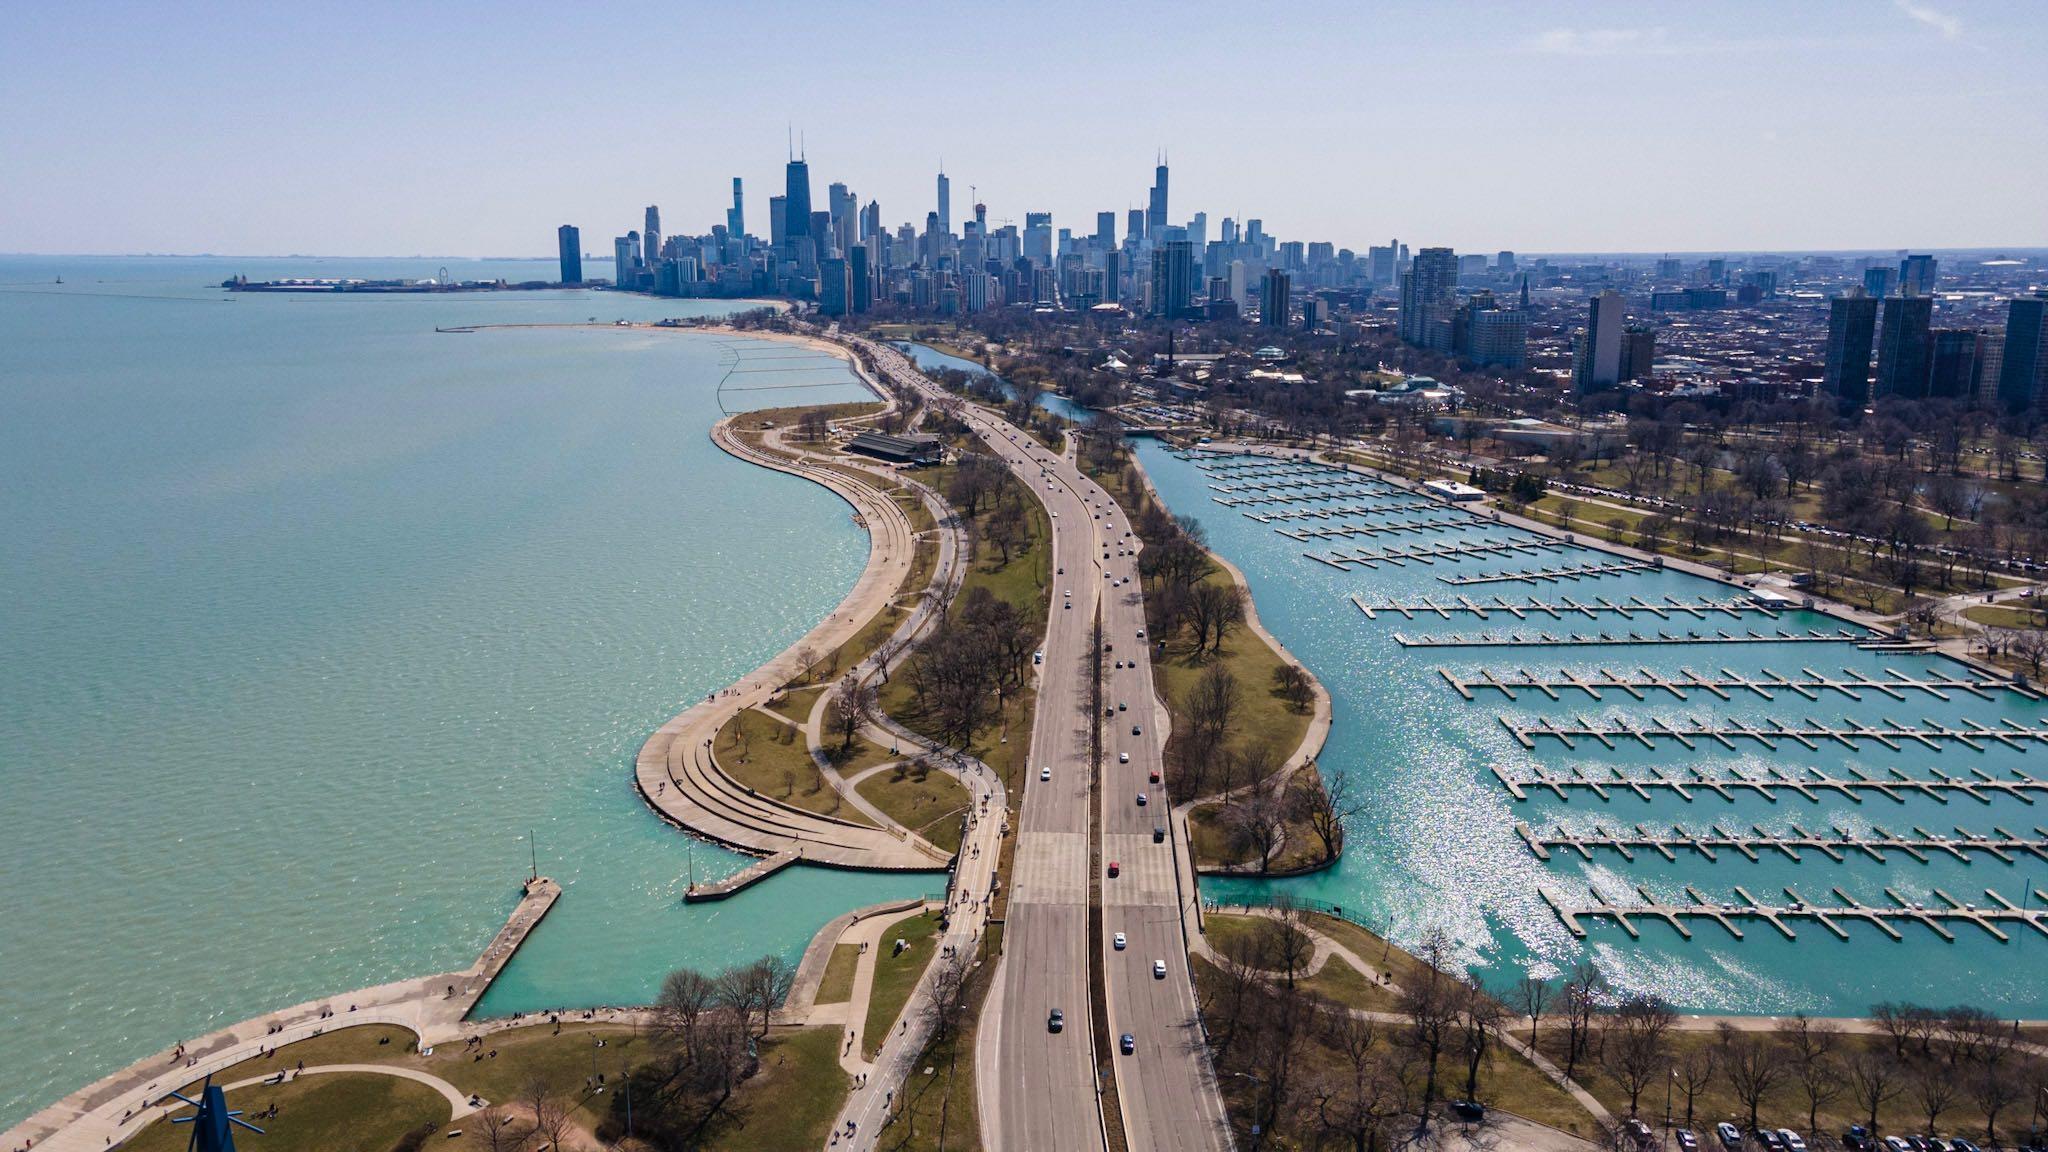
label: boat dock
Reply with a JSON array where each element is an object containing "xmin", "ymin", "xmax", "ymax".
[
  {"xmin": 1540, "ymin": 883, "xmax": 2048, "ymax": 942},
  {"xmin": 1309, "ymin": 537, "xmax": 1573, "ymax": 569},
  {"xmin": 1217, "ymin": 482, "xmax": 1399, "ymax": 507},
  {"xmin": 1436, "ymin": 559, "xmax": 1661, "ymax": 586},
  {"xmin": 684, "ymin": 848, "xmax": 800, "ymax": 902},
  {"xmin": 1247, "ymin": 500, "xmax": 1444, "ymax": 522},
  {"xmin": 1437, "ymin": 665, "xmax": 2038, "ymax": 702},
  {"xmin": 1490, "ymin": 762, "xmax": 2048, "ymax": 804},
  {"xmin": 1501, "ymin": 713, "xmax": 2048, "ymax": 752},
  {"xmin": 1357, "ymin": 594, "xmax": 1777, "ymax": 621},
  {"xmin": 1396, "ymin": 628, "xmax": 1866, "ymax": 649},
  {"xmin": 1517, "ymin": 820, "xmax": 2048, "ymax": 864},
  {"xmin": 456, "ymin": 876, "xmax": 561, "ymax": 1014},
  {"xmin": 1281, "ymin": 514, "xmax": 1479, "ymax": 540}
]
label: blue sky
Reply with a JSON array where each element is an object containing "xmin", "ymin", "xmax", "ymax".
[{"xmin": 2, "ymin": 1, "xmax": 2042, "ymax": 256}]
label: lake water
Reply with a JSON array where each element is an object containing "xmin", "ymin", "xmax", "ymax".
[
  {"xmin": 894, "ymin": 341, "xmax": 1095, "ymax": 423},
  {"xmin": 1138, "ymin": 445, "xmax": 2048, "ymax": 1017},
  {"xmin": 0, "ymin": 256, "xmax": 931, "ymax": 1126}
]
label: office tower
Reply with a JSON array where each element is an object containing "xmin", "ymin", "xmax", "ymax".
[
  {"xmin": 1863, "ymin": 266, "xmax": 1894, "ymax": 300},
  {"xmin": 1126, "ymin": 208, "xmax": 1145, "ymax": 247},
  {"xmin": 1620, "ymin": 327, "xmax": 1656, "ymax": 381},
  {"xmin": 849, "ymin": 245, "xmax": 870, "ymax": 313},
  {"xmin": 1929, "ymin": 329, "xmax": 1981, "ymax": 399},
  {"xmin": 860, "ymin": 199, "xmax": 882, "ymax": 243},
  {"xmin": 1974, "ymin": 331, "xmax": 2005, "ymax": 407},
  {"xmin": 784, "ymin": 156, "xmax": 812, "ymax": 243},
  {"xmin": 1260, "ymin": 269, "xmax": 1290, "ymax": 327},
  {"xmin": 1822, "ymin": 290, "xmax": 1880, "ymax": 407},
  {"xmin": 1150, "ymin": 239, "xmax": 1195, "ymax": 319},
  {"xmin": 1095, "ymin": 211, "xmax": 1116, "ymax": 248},
  {"xmin": 642, "ymin": 207, "xmax": 661, "ymax": 267},
  {"xmin": 1998, "ymin": 293, "xmax": 2048, "ymax": 412},
  {"xmin": 817, "ymin": 257, "xmax": 850, "ymax": 316},
  {"xmin": 1899, "ymin": 253, "xmax": 1938, "ymax": 297},
  {"xmin": 1463, "ymin": 306, "xmax": 1528, "ymax": 369},
  {"xmin": 1188, "ymin": 212, "xmax": 1207, "ymax": 251},
  {"xmin": 1024, "ymin": 212, "xmax": 1053, "ymax": 267},
  {"xmin": 1220, "ymin": 217, "xmax": 1239, "ymax": 245},
  {"xmin": 728, "ymin": 179, "xmax": 745, "ymax": 239},
  {"xmin": 1245, "ymin": 219, "xmax": 1266, "ymax": 254},
  {"xmin": 829, "ymin": 183, "xmax": 857, "ymax": 256},
  {"xmin": 1574, "ymin": 290, "xmax": 1624, "ymax": 391},
  {"xmin": 1146, "ymin": 158, "xmax": 1169, "ymax": 241},
  {"xmin": 614, "ymin": 232, "xmax": 639, "ymax": 286},
  {"xmin": 1655, "ymin": 256, "xmax": 1682, "ymax": 281},
  {"xmin": 1704, "ymin": 257, "xmax": 1726, "ymax": 285},
  {"xmin": 1368, "ymin": 245, "xmax": 1395, "ymax": 286},
  {"xmin": 1301, "ymin": 298, "xmax": 1328, "ymax": 330},
  {"xmin": 1399, "ymin": 247, "xmax": 1458, "ymax": 347},
  {"xmin": 1496, "ymin": 251, "xmax": 1516, "ymax": 274},
  {"xmin": 769, "ymin": 195, "xmax": 788, "ymax": 249},
  {"xmin": 923, "ymin": 212, "xmax": 942, "ymax": 263},
  {"xmin": 556, "ymin": 225, "xmax": 581, "ymax": 284},
  {"xmin": 1103, "ymin": 250, "xmax": 1122, "ymax": 303},
  {"xmin": 1228, "ymin": 260, "xmax": 1247, "ymax": 308},
  {"xmin": 936, "ymin": 168, "xmax": 950, "ymax": 236},
  {"xmin": 1876, "ymin": 293, "xmax": 1934, "ymax": 399}
]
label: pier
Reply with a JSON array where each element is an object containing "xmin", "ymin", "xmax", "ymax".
[
  {"xmin": 1437, "ymin": 664, "xmax": 2039, "ymax": 702},
  {"xmin": 684, "ymin": 849, "xmax": 799, "ymax": 902},
  {"xmin": 1396, "ymin": 628, "xmax": 1866, "ymax": 649},
  {"xmin": 1540, "ymin": 883, "xmax": 2048, "ymax": 943},
  {"xmin": 1246, "ymin": 500, "xmax": 1445, "ymax": 522},
  {"xmin": 1490, "ymin": 762, "xmax": 2048, "ymax": 804},
  {"xmin": 1216, "ymin": 482, "xmax": 1394, "ymax": 507},
  {"xmin": 1356, "ymin": 593, "xmax": 1776, "ymax": 621},
  {"xmin": 1309, "ymin": 537, "xmax": 1573, "ymax": 569},
  {"xmin": 1436, "ymin": 559, "xmax": 1661, "ymax": 586},
  {"xmin": 1280, "ymin": 514, "xmax": 1480, "ymax": 540},
  {"xmin": 1501, "ymin": 713, "xmax": 2048, "ymax": 753},
  {"xmin": 1518, "ymin": 820, "xmax": 2048, "ymax": 864}
]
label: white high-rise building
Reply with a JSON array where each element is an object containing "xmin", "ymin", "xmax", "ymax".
[
  {"xmin": 1227, "ymin": 259, "xmax": 1247, "ymax": 309},
  {"xmin": 1576, "ymin": 290, "xmax": 1625, "ymax": 391}
]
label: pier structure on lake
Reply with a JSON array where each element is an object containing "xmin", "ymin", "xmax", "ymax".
[
  {"xmin": 1356, "ymin": 593, "xmax": 1778, "ymax": 622},
  {"xmin": 1216, "ymin": 481, "xmax": 1400, "ymax": 508},
  {"xmin": 1438, "ymin": 664, "xmax": 2039, "ymax": 703},
  {"xmin": 1435, "ymin": 559, "xmax": 1662, "ymax": 586},
  {"xmin": 1490, "ymin": 762, "xmax": 2048, "ymax": 805},
  {"xmin": 1501, "ymin": 712, "xmax": 2048, "ymax": 753},
  {"xmin": 1397, "ymin": 627, "xmax": 1868, "ymax": 649},
  {"xmin": 1246, "ymin": 500, "xmax": 1447, "ymax": 522},
  {"xmin": 1517, "ymin": 820, "xmax": 2048, "ymax": 865},
  {"xmin": 1540, "ymin": 883, "xmax": 2048, "ymax": 942},
  {"xmin": 1308, "ymin": 537, "xmax": 1576, "ymax": 570},
  {"xmin": 1280, "ymin": 514, "xmax": 1482, "ymax": 540}
]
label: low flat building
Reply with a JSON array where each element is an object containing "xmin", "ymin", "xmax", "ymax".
[
  {"xmin": 1424, "ymin": 479, "xmax": 1487, "ymax": 503},
  {"xmin": 844, "ymin": 431, "xmax": 943, "ymax": 465}
]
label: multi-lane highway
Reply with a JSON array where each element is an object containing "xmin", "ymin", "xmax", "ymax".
[{"xmin": 853, "ymin": 336, "xmax": 1228, "ymax": 1152}]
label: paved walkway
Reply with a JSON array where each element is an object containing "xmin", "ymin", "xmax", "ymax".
[{"xmin": 213, "ymin": 1062, "xmax": 482, "ymax": 1118}]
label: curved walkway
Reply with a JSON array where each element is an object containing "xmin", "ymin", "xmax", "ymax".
[{"xmin": 214, "ymin": 1063, "xmax": 481, "ymax": 1119}]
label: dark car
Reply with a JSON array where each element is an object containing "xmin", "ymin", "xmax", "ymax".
[
  {"xmin": 1449, "ymin": 1101, "xmax": 1485, "ymax": 1122},
  {"xmin": 1152, "ymin": 825, "xmax": 1166, "ymax": 843},
  {"xmin": 1676, "ymin": 1131, "xmax": 1699, "ymax": 1151},
  {"xmin": 1047, "ymin": 1009, "xmax": 1064, "ymax": 1033},
  {"xmin": 1119, "ymin": 1032, "xmax": 1135, "ymax": 1054}
]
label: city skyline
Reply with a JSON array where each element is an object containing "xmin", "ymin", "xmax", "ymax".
[{"xmin": 4, "ymin": 1, "xmax": 2045, "ymax": 257}]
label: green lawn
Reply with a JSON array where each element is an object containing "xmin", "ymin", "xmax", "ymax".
[
  {"xmin": 857, "ymin": 760, "xmax": 972, "ymax": 854},
  {"xmin": 862, "ymin": 908, "xmax": 945, "ymax": 1059},
  {"xmin": 764, "ymin": 684, "xmax": 825, "ymax": 726},
  {"xmin": 1201, "ymin": 913, "xmax": 1310, "ymax": 971},
  {"xmin": 708, "ymin": 1026, "xmax": 849, "ymax": 1152},
  {"xmin": 125, "ymin": 1071, "xmax": 450, "ymax": 1152},
  {"xmin": 715, "ymin": 707, "xmax": 872, "ymax": 824},
  {"xmin": 816, "ymin": 944, "xmax": 860, "ymax": 1005}
]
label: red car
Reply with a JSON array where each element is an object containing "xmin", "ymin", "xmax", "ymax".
[{"xmin": 1107, "ymin": 861, "xmax": 1120, "ymax": 878}]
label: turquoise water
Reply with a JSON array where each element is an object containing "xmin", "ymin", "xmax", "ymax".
[
  {"xmin": 1139, "ymin": 445, "xmax": 2048, "ymax": 1017},
  {"xmin": 0, "ymin": 257, "xmax": 930, "ymax": 1126},
  {"xmin": 894, "ymin": 341, "xmax": 1094, "ymax": 423}
]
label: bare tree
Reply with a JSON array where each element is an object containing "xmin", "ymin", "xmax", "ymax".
[
  {"xmin": 1777, "ymin": 1014, "xmax": 1844, "ymax": 1135},
  {"xmin": 1600, "ymin": 996, "xmax": 1677, "ymax": 1116},
  {"xmin": 1295, "ymin": 767, "xmax": 1359, "ymax": 864},
  {"xmin": 466, "ymin": 1105, "xmax": 529, "ymax": 1152},
  {"xmin": 1912, "ymin": 1056, "xmax": 1964, "ymax": 1135},
  {"xmin": 1720, "ymin": 1026, "xmax": 1788, "ymax": 1135},
  {"xmin": 524, "ymin": 1076, "xmax": 572, "ymax": 1152},
  {"xmin": 653, "ymin": 968, "xmax": 718, "ymax": 1054},
  {"xmin": 1559, "ymin": 961, "xmax": 1605, "ymax": 1085},
  {"xmin": 1511, "ymin": 975, "xmax": 1552, "ymax": 1051},
  {"xmin": 1674, "ymin": 1043, "xmax": 1718, "ymax": 1132},
  {"xmin": 832, "ymin": 672, "xmax": 877, "ymax": 753},
  {"xmin": 1845, "ymin": 1047, "xmax": 1906, "ymax": 1134}
]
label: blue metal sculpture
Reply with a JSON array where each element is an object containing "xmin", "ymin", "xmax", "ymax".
[{"xmin": 164, "ymin": 1079, "xmax": 263, "ymax": 1152}]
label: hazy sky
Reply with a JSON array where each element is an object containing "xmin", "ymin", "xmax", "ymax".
[{"xmin": 3, "ymin": 1, "xmax": 2043, "ymax": 257}]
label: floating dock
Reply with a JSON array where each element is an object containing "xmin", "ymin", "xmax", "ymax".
[
  {"xmin": 1248, "ymin": 500, "xmax": 1444, "ymax": 522},
  {"xmin": 1281, "ymin": 514, "xmax": 1479, "ymax": 540},
  {"xmin": 1517, "ymin": 820, "xmax": 2048, "ymax": 864},
  {"xmin": 1310, "ymin": 537, "xmax": 1572, "ymax": 569},
  {"xmin": 1501, "ymin": 713, "xmax": 2048, "ymax": 753},
  {"xmin": 1397, "ymin": 628, "xmax": 1866, "ymax": 649},
  {"xmin": 1437, "ymin": 665, "xmax": 2039, "ymax": 702},
  {"xmin": 1437, "ymin": 559, "xmax": 1660, "ymax": 586},
  {"xmin": 1358, "ymin": 594, "xmax": 1777, "ymax": 621},
  {"xmin": 1491, "ymin": 762, "xmax": 2048, "ymax": 804},
  {"xmin": 1540, "ymin": 883, "xmax": 2048, "ymax": 942}
]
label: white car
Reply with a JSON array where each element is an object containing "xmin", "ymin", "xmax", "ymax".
[
  {"xmin": 1153, "ymin": 960, "xmax": 1167, "ymax": 979},
  {"xmin": 1112, "ymin": 932, "xmax": 1126, "ymax": 950},
  {"xmin": 1777, "ymin": 1131, "xmax": 1806, "ymax": 1152},
  {"xmin": 1040, "ymin": 766, "xmax": 1052, "ymax": 781},
  {"xmin": 1118, "ymin": 752, "xmax": 1130, "ymax": 763},
  {"xmin": 1136, "ymin": 629, "xmax": 1145, "ymax": 639}
]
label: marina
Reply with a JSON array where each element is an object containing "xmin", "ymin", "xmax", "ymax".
[
  {"xmin": 1540, "ymin": 883, "xmax": 2048, "ymax": 943},
  {"xmin": 1437, "ymin": 664, "xmax": 2037, "ymax": 702},
  {"xmin": 1488, "ymin": 762, "xmax": 2048, "ymax": 804},
  {"xmin": 1393, "ymin": 627, "xmax": 1869, "ymax": 648},
  {"xmin": 1499, "ymin": 712, "xmax": 2048, "ymax": 752},
  {"xmin": 1517, "ymin": 821, "xmax": 2048, "ymax": 864},
  {"xmin": 1356, "ymin": 593, "xmax": 1779, "ymax": 620}
]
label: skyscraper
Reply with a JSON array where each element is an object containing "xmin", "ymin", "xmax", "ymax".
[
  {"xmin": 643, "ymin": 206, "xmax": 661, "ymax": 267},
  {"xmin": 1822, "ymin": 290, "xmax": 1880, "ymax": 407},
  {"xmin": 1898, "ymin": 253, "xmax": 1939, "ymax": 297},
  {"xmin": 728, "ymin": 178, "xmax": 745, "ymax": 239},
  {"xmin": 848, "ymin": 245, "xmax": 870, "ymax": 313},
  {"xmin": 1126, "ymin": 209, "xmax": 1145, "ymax": 248},
  {"xmin": 556, "ymin": 225, "xmax": 581, "ymax": 285},
  {"xmin": 1876, "ymin": 293, "xmax": 1934, "ymax": 399},
  {"xmin": 818, "ymin": 257, "xmax": 851, "ymax": 317},
  {"xmin": 1146, "ymin": 158, "xmax": 1169, "ymax": 241},
  {"xmin": 1863, "ymin": 265, "xmax": 1894, "ymax": 300},
  {"xmin": 1929, "ymin": 329, "xmax": 1981, "ymax": 399},
  {"xmin": 1620, "ymin": 327, "xmax": 1656, "ymax": 381},
  {"xmin": 1398, "ymin": 247, "xmax": 1457, "ymax": 348},
  {"xmin": 936, "ymin": 168, "xmax": 950, "ymax": 237},
  {"xmin": 784, "ymin": 156, "xmax": 812, "ymax": 243},
  {"xmin": 768, "ymin": 195, "xmax": 787, "ymax": 250},
  {"xmin": 1150, "ymin": 239, "xmax": 1195, "ymax": 319},
  {"xmin": 1997, "ymin": 293, "xmax": 2048, "ymax": 413},
  {"xmin": 614, "ymin": 231, "xmax": 640, "ymax": 286},
  {"xmin": 1574, "ymin": 290, "xmax": 1624, "ymax": 392},
  {"xmin": 1260, "ymin": 269, "xmax": 1290, "ymax": 328}
]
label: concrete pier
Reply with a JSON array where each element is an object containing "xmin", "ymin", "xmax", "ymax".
[
  {"xmin": 1503, "ymin": 713, "xmax": 2048, "ymax": 753},
  {"xmin": 1542, "ymin": 884, "xmax": 2048, "ymax": 943},
  {"xmin": 1492, "ymin": 762, "xmax": 2048, "ymax": 804},
  {"xmin": 1438, "ymin": 665, "xmax": 2037, "ymax": 702},
  {"xmin": 1519, "ymin": 821, "xmax": 2048, "ymax": 865},
  {"xmin": 1436, "ymin": 559, "xmax": 1661, "ymax": 586},
  {"xmin": 1363, "ymin": 595, "xmax": 1775, "ymax": 621},
  {"xmin": 1399, "ymin": 627, "xmax": 1865, "ymax": 648}
]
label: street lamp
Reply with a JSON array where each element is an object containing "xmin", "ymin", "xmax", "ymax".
[{"xmin": 1226, "ymin": 1071, "xmax": 1269, "ymax": 1149}]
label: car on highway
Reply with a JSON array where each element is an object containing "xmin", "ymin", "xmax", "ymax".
[
  {"xmin": 1106, "ymin": 861, "xmax": 1119, "ymax": 877},
  {"xmin": 1113, "ymin": 932, "xmax": 1126, "ymax": 949},
  {"xmin": 1152, "ymin": 825, "xmax": 1165, "ymax": 842},
  {"xmin": 1118, "ymin": 700, "xmax": 1126, "ymax": 710},
  {"xmin": 1135, "ymin": 628, "xmax": 1145, "ymax": 638},
  {"xmin": 1047, "ymin": 1009, "xmax": 1064, "ymax": 1033},
  {"xmin": 1118, "ymin": 752, "xmax": 1129, "ymax": 763},
  {"xmin": 1136, "ymin": 792, "xmax": 1148, "ymax": 806},
  {"xmin": 1119, "ymin": 1033, "xmax": 1135, "ymax": 1055},
  {"xmin": 1149, "ymin": 768, "xmax": 1160, "ymax": 783},
  {"xmin": 1131, "ymin": 724, "xmax": 1142, "ymax": 735},
  {"xmin": 1034, "ymin": 650, "xmax": 1043, "ymax": 664},
  {"xmin": 1153, "ymin": 959, "xmax": 1166, "ymax": 978},
  {"xmin": 1040, "ymin": 766, "xmax": 1051, "ymax": 781}
]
